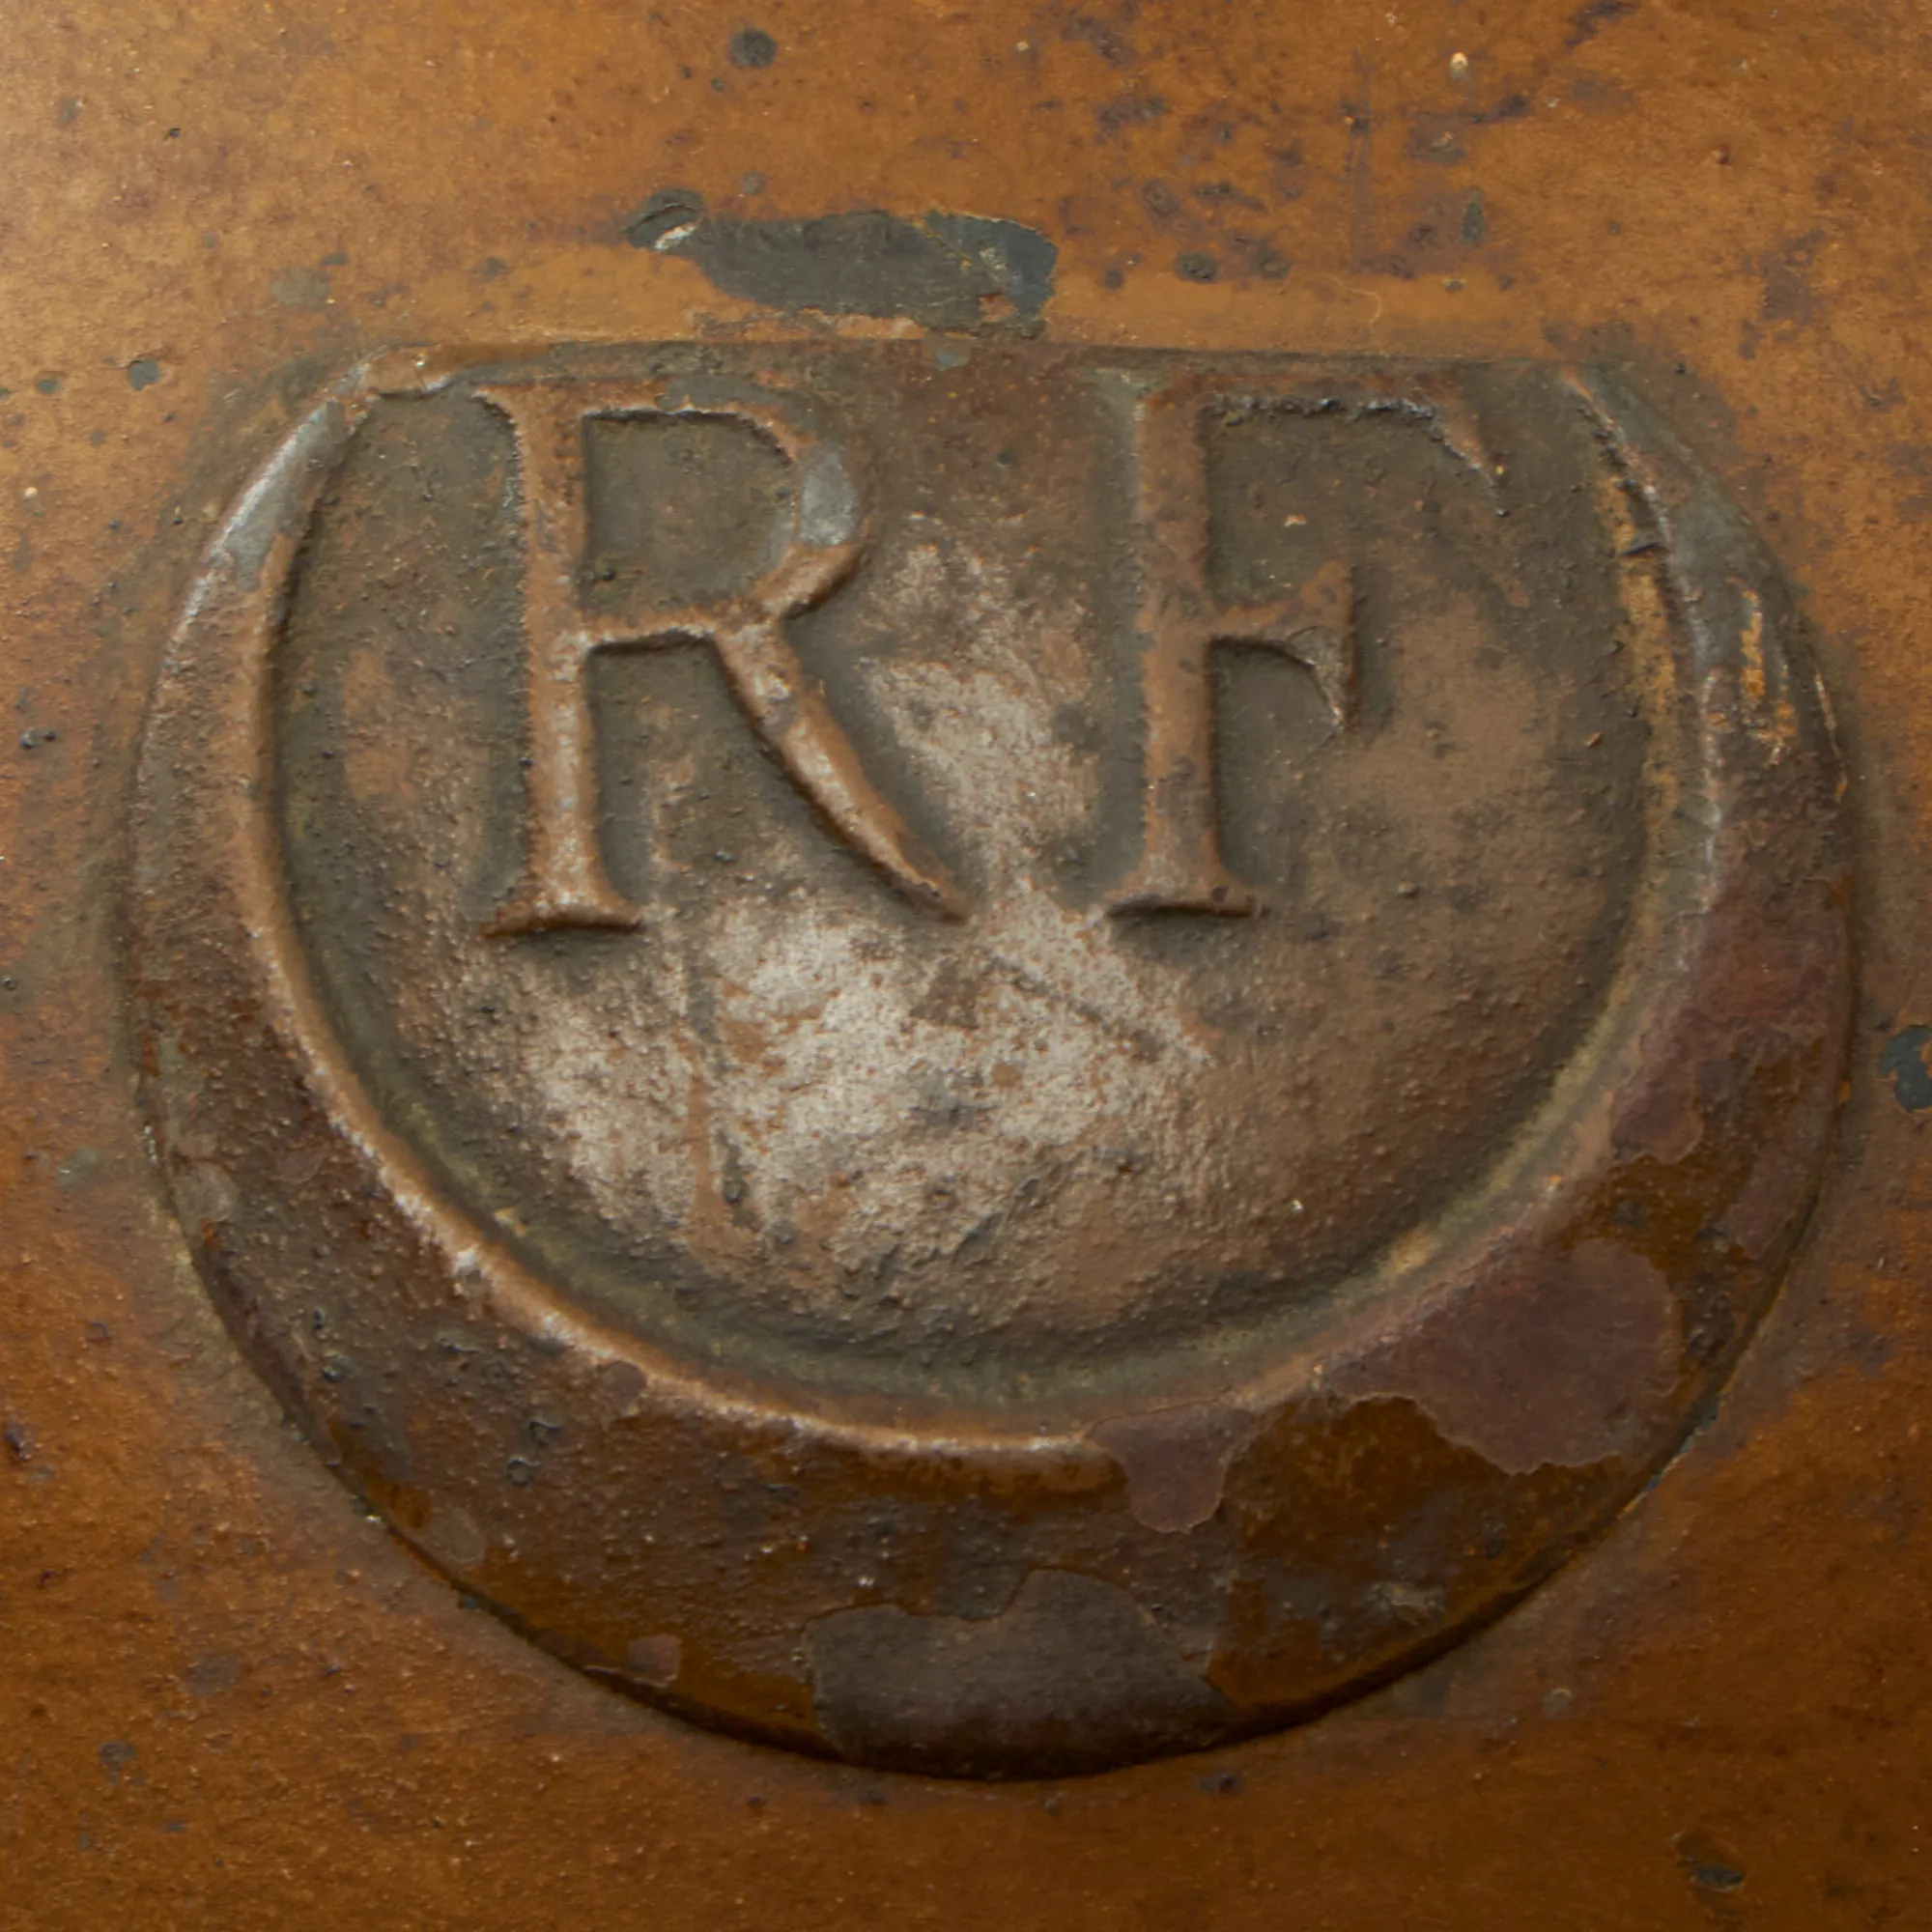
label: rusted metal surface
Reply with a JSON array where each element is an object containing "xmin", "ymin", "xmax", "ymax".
[
  {"xmin": 5, "ymin": 0, "xmax": 1932, "ymax": 1918},
  {"xmin": 132, "ymin": 345, "xmax": 1845, "ymax": 1776}
]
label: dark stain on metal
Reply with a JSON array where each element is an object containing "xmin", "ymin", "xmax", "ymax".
[
  {"xmin": 727, "ymin": 24, "xmax": 778, "ymax": 69},
  {"xmin": 1059, "ymin": 13, "xmax": 1134, "ymax": 67},
  {"xmin": 1880, "ymin": 1025, "xmax": 1932, "ymax": 1111},
  {"xmin": 627, "ymin": 199, "xmax": 1058, "ymax": 329},
  {"xmin": 1095, "ymin": 92, "xmax": 1166, "ymax": 139},
  {"xmin": 1677, "ymin": 1834, "xmax": 1747, "ymax": 1893},
  {"xmin": 1755, "ymin": 230, "xmax": 1825, "ymax": 328},
  {"xmin": 806, "ymin": 1571, "xmax": 1232, "ymax": 1777},
  {"xmin": 1566, "ymin": 0, "xmax": 1639, "ymax": 47}
]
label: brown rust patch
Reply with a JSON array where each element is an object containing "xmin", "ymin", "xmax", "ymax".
[
  {"xmin": 1089, "ymin": 1401, "xmax": 1265, "ymax": 1533},
  {"xmin": 1332, "ymin": 1241, "xmax": 1683, "ymax": 1473}
]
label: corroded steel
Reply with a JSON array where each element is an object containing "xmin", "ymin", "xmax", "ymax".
[
  {"xmin": 133, "ymin": 346, "xmax": 1845, "ymax": 1776},
  {"xmin": 4, "ymin": 0, "xmax": 1932, "ymax": 1920}
]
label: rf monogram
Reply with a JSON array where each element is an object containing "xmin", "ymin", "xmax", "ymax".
[
  {"xmin": 478, "ymin": 379, "xmax": 964, "ymax": 931},
  {"xmin": 483, "ymin": 374, "xmax": 1355, "ymax": 932},
  {"xmin": 1114, "ymin": 380, "xmax": 1353, "ymax": 915}
]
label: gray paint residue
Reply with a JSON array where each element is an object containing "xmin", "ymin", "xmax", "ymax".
[
  {"xmin": 806, "ymin": 1570, "xmax": 1229, "ymax": 1774},
  {"xmin": 1882, "ymin": 1024, "xmax": 1932, "ymax": 1112},
  {"xmin": 627, "ymin": 192, "xmax": 1057, "ymax": 331}
]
